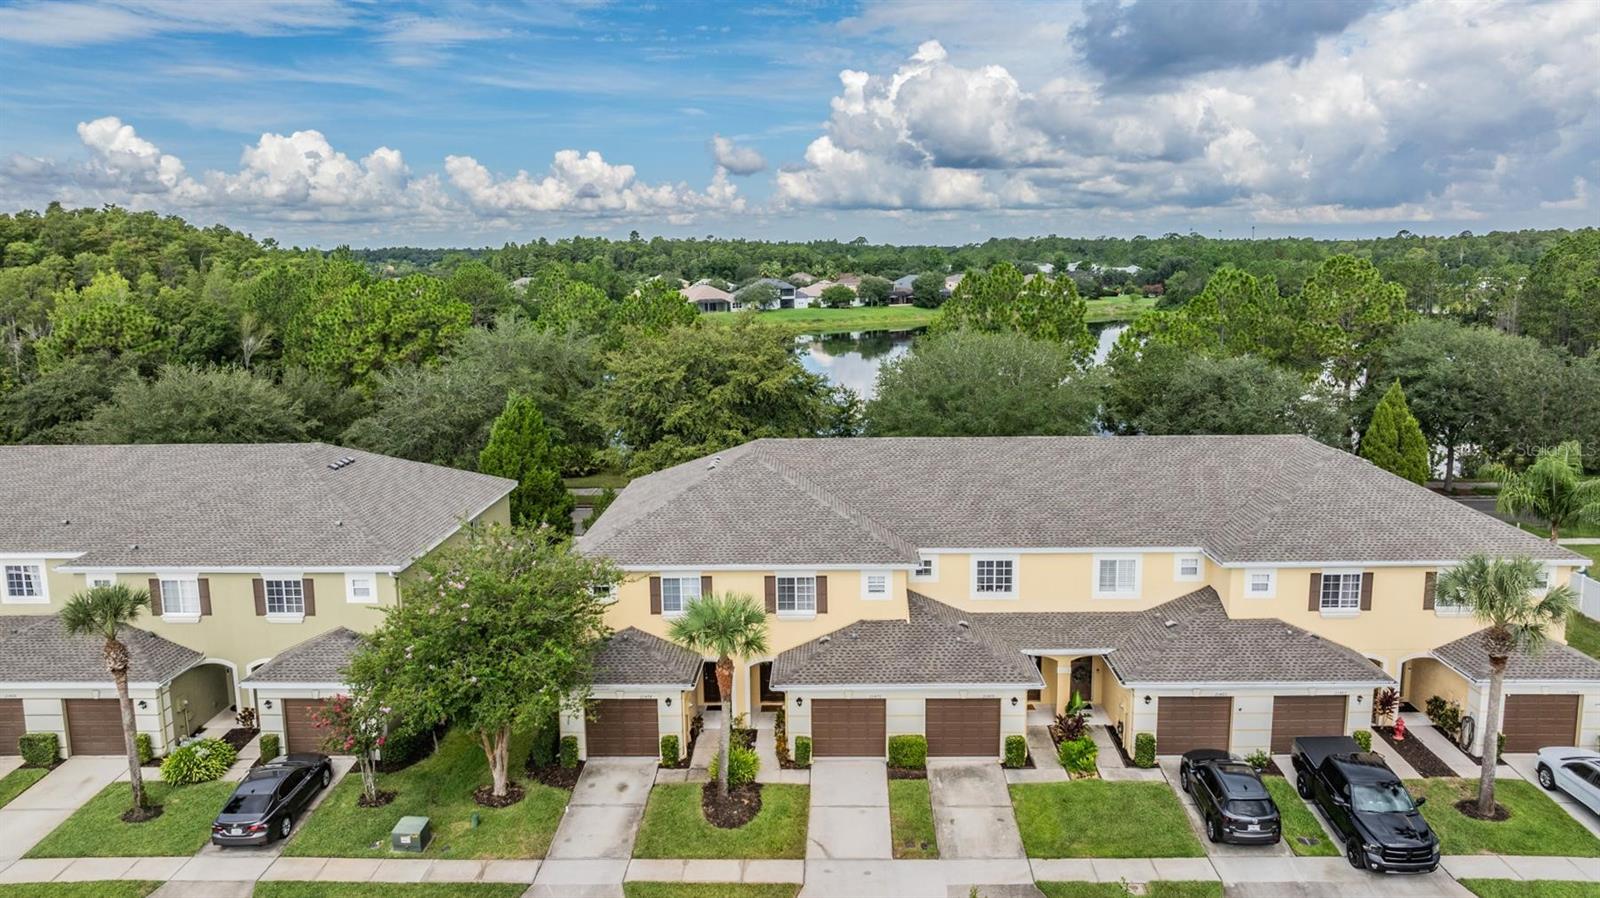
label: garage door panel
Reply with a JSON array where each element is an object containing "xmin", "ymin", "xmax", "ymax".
[
  {"xmin": 1155, "ymin": 696, "xmax": 1231, "ymax": 756},
  {"xmin": 926, "ymin": 699, "xmax": 1000, "ymax": 757},
  {"xmin": 1503, "ymin": 694, "xmax": 1579, "ymax": 753},
  {"xmin": 282, "ymin": 699, "xmax": 327, "ymax": 754},
  {"xmin": 65, "ymin": 698, "xmax": 124, "ymax": 755},
  {"xmin": 1271, "ymin": 696, "xmax": 1348, "ymax": 753},
  {"xmin": 0, "ymin": 699, "xmax": 23, "ymax": 756},
  {"xmin": 812, "ymin": 699, "xmax": 885, "ymax": 757},
  {"xmin": 587, "ymin": 699, "xmax": 658, "ymax": 757}
]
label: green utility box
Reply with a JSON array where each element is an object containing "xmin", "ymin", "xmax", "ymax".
[{"xmin": 390, "ymin": 815, "xmax": 432, "ymax": 853}]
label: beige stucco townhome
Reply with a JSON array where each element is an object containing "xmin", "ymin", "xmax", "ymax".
[
  {"xmin": 0, "ymin": 443, "xmax": 512, "ymax": 758},
  {"xmin": 572, "ymin": 435, "xmax": 1600, "ymax": 762}
]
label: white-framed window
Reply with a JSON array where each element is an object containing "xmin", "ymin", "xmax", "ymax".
[
  {"xmin": 263, "ymin": 577, "xmax": 305, "ymax": 618},
  {"xmin": 1093, "ymin": 555, "xmax": 1140, "ymax": 599},
  {"xmin": 861, "ymin": 570, "xmax": 891, "ymax": 600},
  {"xmin": 1431, "ymin": 571, "xmax": 1470, "ymax": 615},
  {"xmin": 971, "ymin": 555, "xmax": 1018, "ymax": 599},
  {"xmin": 659, "ymin": 574, "xmax": 700, "ymax": 616},
  {"xmin": 86, "ymin": 572, "xmax": 116, "ymax": 589},
  {"xmin": 1174, "ymin": 555, "xmax": 1203, "ymax": 582},
  {"xmin": 1535, "ymin": 565, "xmax": 1554, "ymax": 591},
  {"xmin": 158, "ymin": 577, "xmax": 201, "ymax": 620},
  {"xmin": 1245, "ymin": 569, "xmax": 1276, "ymax": 598},
  {"xmin": 591, "ymin": 583, "xmax": 618, "ymax": 604},
  {"xmin": 1319, "ymin": 570, "xmax": 1363, "ymax": 614},
  {"xmin": 1, "ymin": 562, "xmax": 48, "ymax": 604},
  {"xmin": 344, "ymin": 572, "xmax": 378, "ymax": 604},
  {"xmin": 912, "ymin": 556, "xmax": 937, "ymax": 581},
  {"xmin": 776, "ymin": 574, "xmax": 817, "ymax": 615}
]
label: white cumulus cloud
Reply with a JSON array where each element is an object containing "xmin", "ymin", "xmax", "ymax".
[{"xmin": 709, "ymin": 135, "xmax": 767, "ymax": 176}]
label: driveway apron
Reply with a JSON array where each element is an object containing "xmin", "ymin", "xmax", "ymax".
[
  {"xmin": 1159, "ymin": 757, "xmax": 1291, "ymax": 858},
  {"xmin": 0, "ymin": 756, "xmax": 124, "ymax": 861},
  {"xmin": 807, "ymin": 759, "xmax": 891, "ymax": 859},
  {"xmin": 547, "ymin": 759, "xmax": 658, "ymax": 860},
  {"xmin": 927, "ymin": 758, "xmax": 1025, "ymax": 858}
]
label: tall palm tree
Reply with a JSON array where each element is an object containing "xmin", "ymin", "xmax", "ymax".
[
  {"xmin": 61, "ymin": 583, "xmax": 153, "ymax": 814},
  {"xmin": 1436, "ymin": 555, "xmax": 1575, "ymax": 816},
  {"xmin": 668, "ymin": 592, "xmax": 769, "ymax": 798},
  {"xmin": 1484, "ymin": 441, "xmax": 1600, "ymax": 543}
]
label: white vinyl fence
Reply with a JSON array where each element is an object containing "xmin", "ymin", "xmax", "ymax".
[{"xmin": 1578, "ymin": 571, "xmax": 1600, "ymax": 619}]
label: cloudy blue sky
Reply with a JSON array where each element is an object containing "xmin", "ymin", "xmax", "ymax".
[{"xmin": 0, "ymin": 0, "xmax": 1595, "ymax": 247}]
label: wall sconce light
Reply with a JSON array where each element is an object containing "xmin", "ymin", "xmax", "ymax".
[
  {"xmin": 1010, "ymin": 696, "xmax": 1019, "ymax": 707},
  {"xmin": 136, "ymin": 700, "xmax": 147, "ymax": 710},
  {"xmin": 263, "ymin": 699, "xmax": 274, "ymax": 710},
  {"xmin": 795, "ymin": 696, "xmax": 804, "ymax": 707},
  {"xmin": 1356, "ymin": 695, "xmax": 1363, "ymax": 704},
  {"xmin": 1143, "ymin": 695, "xmax": 1152, "ymax": 705},
  {"xmin": 664, "ymin": 697, "xmax": 672, "ymax": 708}
]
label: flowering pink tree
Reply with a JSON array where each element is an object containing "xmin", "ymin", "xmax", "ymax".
[{"xmin": 310, "ymin": 688, "xmax": 387, "ymax": 803}]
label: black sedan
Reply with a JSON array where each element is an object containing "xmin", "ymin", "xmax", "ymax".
[
  {"xmin": 211, "ymin": 753, "xmax": 333, "ymax": 846},
  {"xmin": 1178, "ymin": 749, "xmax": 1282, "ymax": 845}
]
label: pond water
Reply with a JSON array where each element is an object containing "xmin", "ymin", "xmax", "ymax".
[{"xmin": 798, "ymin": 322, "xmax": 1129, "ymax": 399}]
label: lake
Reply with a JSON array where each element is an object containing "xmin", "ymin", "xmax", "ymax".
[{"xmin": 798, "ymin": 322, "xmax": 1129, "ymax": 399}]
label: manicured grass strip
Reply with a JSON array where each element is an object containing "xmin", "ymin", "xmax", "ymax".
[
  {"xmin": 25, "ymin": 780, "xmax": 236, "ymax": 858},
  {"xmin": 624, "ymin": 885, "xmax": 802, "ymax": 898},
  {"xmin": 888, "ymin": 778, "xmax": 939, "ymax": 859},
  {"xmin": 1568, "ymin": 612, "xmax": 1600, "ymax": 662},
  {"xmin": 1037, "ymin": 883, "xmax": 1223, "ymax": 898},
  {"xmin": 1460, "ymin": 881, "xmax": 1600, "ymax": 898},
  {"xmin": 1010, "ymin": 781, "xmax": 1205, "ymax": 858},
  {"xmin": 632, "ymin": 784, "xmax": 809, "ymax": 859},
  {"xmin": 285, "ymin": 729, "xmax": 568, "ymax": 859},
  {"xmin": 0, "ymin": 884, "xmax": 159, "ymax": 898},
  {"xmin": 705, "ymin": 305, "xmax": 935, "ymax": 334},
  {"xmin": 1408, "ymin": 778, "xmax": 1600, "ymax": 857},
  {"xmin": 0, "ymin": 766, "xmax": 48, "ymax": 809},
  {"xmin": 1262, "ymin": 777, "xmax": 1338, "ymax": 857},
  {"xmin": 255, "ymin": 884, "xmax": 528, "ymax": 898}
]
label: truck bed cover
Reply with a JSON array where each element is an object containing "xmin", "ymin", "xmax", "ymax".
[{"xmin": 1293, "ymin": 735, "xmax": 1364, "ymax": 769}]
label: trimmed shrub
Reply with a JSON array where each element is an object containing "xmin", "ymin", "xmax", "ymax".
[
  {"xmin": 1351, "ymin": 730, "xmax": 1373, "ymax": 752},
  {"xmin": 1133, "ymin": 733, "xmax": 1157, "ymax": 768},
  {"xmin": 559, "ymin": 735, "xmax": 580, "ymax": 769},
  {"xmin": 377, "ymin": 725, "xmax": 432, "ymax": 770},
  {"xmin": 135, "ymin": 733, "xmax": 154, "ymax": 764},
  {"xmin": 1496, "ymin": 732, "xmax": 1506, "ymax": 761},
  {"xmin": 888, "ymin": 734, "xmax": 928, "ymax": 769},
  {"xmin": 1003, "ymin": 734, "xmax": 1028, "ymax": 768},
  {"xmin": 259, "ymin": 733, "xmax": 281, "ymax": 761},
  {"xmin": 709, "ymin": 745, "xmax": 760, "ymax": 787},
  {"xmin": 1244, "ymin": 749, "xmax": 1271, "ymax": 772},
  {"xmin": 19, "ymin": 733, "xmax": 59, "ymax": 768},
  {"xmin": 794, "ymin": 736, "xmax": 812, "ymax": 768},
  {"xmin": 160, "ymin": 737, "xmax": 238, "ymax": 785},
  {"xmin": 528, "ymin": 714, "xmax": 561, "ymax": 769},
  {"xmin": 1058, "ymin": 735, "xmax": 1098, "ymax": 775},
  {"xmin": 660, "ymin": 734, "xmax": 680, "ymax": 765}
]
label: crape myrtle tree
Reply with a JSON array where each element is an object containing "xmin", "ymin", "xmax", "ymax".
[{"xmin": 348, "ymin": 525, "xmax": 617, "ymax": 801}]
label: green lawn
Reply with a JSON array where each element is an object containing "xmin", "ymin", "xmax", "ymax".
[
  {"xmin": 632, "ymin": 784, "xmax": 809, "ymax": 859},
  {"xmin": 1037, "ymin": 883, "xmax": 1223, "ymax": 898},
  {"xmin": 1460, "ymin": 882, "xmax": 1600, "ymax": 898},
  {"xmin": 564, "ymin": 472, "xmax": 630, "ymax": 490},
  {"xmin": 25, "ymin": 780, "xmax": 236, "ymax": 857},
  {"xmin": 1518, "ymin": 521, "xmax": 1600, "ymax": 539},
  {"xmin": 703, "ymin": 294, "xmax": 1157, "ymax": 336},
  {"xmin": 1569, "ymin": 613, "xmax": 1600, "ymax": 661},
  {"xmin": 0, "ymin": 885, "xmax": 159, "ymax": 898},
  {"xmin": 1263, "ymin": 777, "xmax": 1338, "ymax": 857},
  {"xmin": 1084, "ymin": 294, "xmax": 1160, "ymax": 323},
  {"xmin": 1409, "ymin": 779, "xmax": 1600, "ymax": 856},
  {"xmin": 1010, "ymin": 781, "xmax": 1205, "ymax": 858},
  {"xmin": 1565, "ymin": 544, "xmax": 1600, "ymax": 567},
  {"xmin": 284, "ymin": 729, "xmax": 569, "ymax": 859},
  {"xmin": 623, "ymin": 885, "xmax": 801, "ymax": 898},
  {"xmin": 255, "ymin": 885, "xmax": 529, "ymax": 898},
  {"xmin": 888, "ymin": 779, "xmax": 938, "ymax": 859},
  {"xmin": 0, "ymin": 766, "xmax": 48, "ymax": 808}
]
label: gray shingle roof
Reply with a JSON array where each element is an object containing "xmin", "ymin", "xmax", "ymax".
[
  {"xmin": 579, "ymin": 437, "xmax": 1579, "ymax": 566},
  {"xmin": 591, "ymin": 627, "xmax": 702, "ymax": 687},
  {"xmin": 0, "ymin": 614, "xmax": 202, "ymax": 685},
  {"xmin": 0, "ymin": 443, "xmax": 515, "ymax": 569},
  {"xmin": 240, "ymin": 628, "xmax": 363, "ymax": 686},
  {"xmin": 1433, "ymin": 630, "xmax": 1600, "ymax": 682}
]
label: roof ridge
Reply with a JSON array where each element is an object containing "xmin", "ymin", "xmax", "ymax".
[{"xmin": 747, "ymin": 446, "xmax": 920, "ymax": 561}]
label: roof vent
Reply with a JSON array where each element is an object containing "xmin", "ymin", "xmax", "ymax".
[
  {"xmin": 128, "ymin": 543, "xmax": 138, "ymax": 551},
  {"xmin": 1163, "ymin": 619, "xmax": 1177, "ymax": 628},
  {"xmin": 957, "ymin": 620, "xmax": 970, "ymax": 629},
  {"xmin": 707, "ymin": 454, "xmax": 722, "ymax": 470},
  {"xmin": 818, "ymin": 636, "xmax": 831, "ymax": 645},
  {"xmin": 327, "ymin": 456, "xmax": 358, "ymax": 471},
  {"xmin": 61, "ymin": 519, "xmax": 70, "ymax": 525}
]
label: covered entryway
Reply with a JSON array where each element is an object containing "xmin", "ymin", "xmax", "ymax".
[
  {"xmin": 1271, "ymin": 695, "xmax": 1347, "ymax": 752},
  {"xmin": 586, "ymin": 699, "xmax": 658, "ymax": 757},
  {"xmin": 1155, "ymin": 696, "xmax": 1231, "ymax": 755},
  {"xmin": 64, "ymin": 698, "xmax": 124, "ymax": 755},
  {"xmin": 926, "ymin": 698, "xmax": 1000, "ymax": 757},
  {"xmin": 1503, "ymin": 694, "xmax": 1580, "ymax": 752},
  {"xmin": 0, "ymin": 699, "xmax": 23, "ymax": 755},
  {"xmin": 812, "ymin": 699, "xmax": 886, "ymax": 757},
  {"xmin": 282, "ymin": 698, "xmax": 327, "ymax": 754},
  {"xmin": 701, "ymin": 661, "xmax": 722, "ymax": 708}
]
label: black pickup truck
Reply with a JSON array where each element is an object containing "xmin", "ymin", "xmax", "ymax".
[{"xmin": 1291, "ymin": 736, "xmax": 1440, "ymax": 873}]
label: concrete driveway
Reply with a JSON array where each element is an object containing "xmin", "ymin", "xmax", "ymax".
[
  {"xmin": 1158, "ymin": 757, "xmax": 1291, "ymax": 858},
  {"xmin": 0, "ymin": 756, "xmax": 124, "ymax": 861},
  {"xmin": 1503, "ymin": 752, "xmax": 1600, "ymax": 839},
  {"xmin": 195, "ymin": 756, "xmax": 357, "ymax": 859},
  {"xmin": 547, "ymin": 759, "xmax": 658, "ymax": 860},
  {"xmin": 807, "ymin": 759, "xmax": 891, "ymax": 859},
  {"xmin": 926, "ymin": 758, "xmax": 1024, "ymax": 858}
]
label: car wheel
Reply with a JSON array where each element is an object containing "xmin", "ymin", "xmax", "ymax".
[
  {"xmin": 1180, "ymin": 769, "xmax": 1191, "ymax": 793},
  {"xmin": 1536, "ymin": 764, "xmax": 1556, "ymax": 790},
  {"xmin": 1346, "ymin": 840, "xmax": 1365, "ymax": 870},
  {"xmin": 279, "ymin": 814, "xmax": 293, "ymax": 841},
  {"xmin": 321, "ymin": 767, "xmax": 332, "ymax": 788},
  {"xmin": 1206, "ymin": 816, "xmax": 1221, "ymax": 843},
  {"xmin": 1296, "ymin": 776, "xmax": 1312, "ymax": 800}
]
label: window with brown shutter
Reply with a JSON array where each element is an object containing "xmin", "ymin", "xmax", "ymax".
[
  {"xmin": 649, "ymin": 576, "xmax": 662, "ymax": 615},
  {"xmin": 148, "ymin": 578, "xmax": 162, "ymax": 612},
  {"xmin": 701, "ymin": 575, "xmax": 713, "ymax": 597},
  {"xmin": 1308, "ymin": 572, "xmax": 1321, "ymax": 611},
  {"xmin": 816, "ymin": 575, "xmax": 828, "ymax": 613},
  {"xmin": 1359, "ymin": 572, "xmax": 1373, "ymax": 611},
  {"xmin": 302, "ymin": 578, "xmax": 316, "ymax": 616},
  {"xmin": 198, "ymin": 578, "xmax": 212, "ymax": 616},
  {"xmin": 1423, "ymin": 571, "xmax": 1437, "ymax": 610},
  {"xmin": 252, "ymin": 578, "xmax": 266, "ymax": 616},
  {"xmin": 764, "ymin": 576, "xmax": 777, "ymax": 613}
]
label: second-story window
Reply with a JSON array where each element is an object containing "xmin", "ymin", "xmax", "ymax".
[
  {"xmin": 913, "ymin": 557, "xmax": 936, "ymax": 580},
  {"xmin": 1319, "ymin": 572, "xmax": 1362, "ymax": 612},
  {"xmin": 776, "ymin": 575, "xmax": 817, "ymax": 613},
  {"xmin": 1175, "ymin": 556, "xmax": 1202, "ymax": 580},
  {"xmin": 265, "ymin": 578, "xmax": 305, "ymax": 616},
  {"xmin": 974, "ymin": 558, "xmax": 1015, "ymax": 596},
  {"xmin": 1095, "ymin": 556, "xmax": 1139, "ymax": 598},
  {"xmin": 862, "ymin": 570, "xmax": 890, "ymax": 600},
  {"xmin": 159, "ymin": 578, "xmax": 200, "ymax": 616},
  {"xmin": 1246, "ymin": 570, "xmax": 1276, "ymax": 598},
  {"xmin": 660, "ymin": 575, "xmax": 700, "ymax": 615},
  {"xmin": 2, "ymin": 564, "xmax": 43, "ymax": 602}
]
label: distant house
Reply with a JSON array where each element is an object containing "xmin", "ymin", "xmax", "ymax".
[
  {"xmin": 942, "ymin": 273, "xmax": 964, "ymax": 297},
  {"xmin": 751, "ymin": 278, "xmax": 801, "ymax": 309},
  {"xmin": 787, "ymin": 272, "xmax": 817, "ymax": 286},
  {"xmin": 833, "ymin": 274, "xmax": 863, "ymax": 289},
  {"xmin": 890, "ymin": 274, "xmax": 918, "ymax": 303},
  {"xmin": 798, "ymin": 278, "xmax": 858, "ymax": 308},
  {"xmin": 681, "ymin": 283, "xmax": 736, "ymax": 313}
]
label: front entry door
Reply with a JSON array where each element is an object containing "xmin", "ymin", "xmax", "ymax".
[{"xmin": 1070, "ymin": 657, "xmax": 1094, "ymax": 706}]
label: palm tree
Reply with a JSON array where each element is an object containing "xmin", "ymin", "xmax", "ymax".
[
  {"xmin": 1436, "ymin": 555, "xmax": 1575, "ymax": 816},
  {"xmin": 668, "ymin": 593, "xmax": 769, "ymax": 798},
  {"xmin": 1484, "ymin": 441, "xmax": 1600, "ymax": 543},
  {"xmin": 61, "ymin": 583, "xmax": 154, "ymax": 814}
]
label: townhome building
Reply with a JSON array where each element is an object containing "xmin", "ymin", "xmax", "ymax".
[
  {"xmin": 0, "ymin": 444, "xmax": 512, "ymax": 758},
  {"xmin": 572, "ymin": 436, "xmax": 1600, "ymax": 763}
]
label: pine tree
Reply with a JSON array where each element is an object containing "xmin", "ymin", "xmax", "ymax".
[
  {"xmin": 1361, "ymin": 381, "xmax": 1431, "ymax": 484},
  {"xmin": 478, "ymin": 393, "xmax": 574, "ymax": 533}
]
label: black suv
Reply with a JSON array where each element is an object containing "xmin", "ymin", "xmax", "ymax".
[
  {"xmin": 211, "ymin": 753, "xmax": 333, "ymax": 847},
  {"xmin": 1178, "ymin": 749, "xmax": 1282, "ymax": 845}
]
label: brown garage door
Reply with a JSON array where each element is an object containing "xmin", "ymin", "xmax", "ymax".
[
  {"xmin": 0, "ymin": 699, "xmax": 22, "ymax": 756},
  {"xmin": 1271, "ymin": 696, "xmax": 1348, "ymax": 753},
  {"xmin": 586, "ymin": 699, "xmax": 659, "ymax": 757},
  {"xmin": 812, "ymin": 699, "xmax": 886, "ymax": 757},
  {"xmin": 926, "ymin": 699, "xmax": 1000, "ymax": 757},
  {"xmin": 282, "ymin": 699, "xmax": 328, "ymax": 754},
  {"xmin": 1503, "ymin": 694, "xmax": 1580, "ymax": 753},
  {"xmin": 64, "ymin": 699, "xmax": 124, "ymax": 755},
  {"xmin": 1155, "ymin": 696, "xmax": 1232, "ymax": 756}
]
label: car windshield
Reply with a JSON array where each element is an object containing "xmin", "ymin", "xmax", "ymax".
[
  {"xmin": 221, "ymin": 792, "xmax": 272, "ymax": 815},
  {"xmin": 1228, "ymin": 799, "xmax": 1274, "ymax": 818},
  {"xmin": 1350, "ymin": 783, "xmax": 1416, "ymax": 814}
]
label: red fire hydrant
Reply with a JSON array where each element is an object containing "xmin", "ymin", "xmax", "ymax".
[{"xmin": 1393, "ymin": 716, "xmax": 1407, "ymax": 742}]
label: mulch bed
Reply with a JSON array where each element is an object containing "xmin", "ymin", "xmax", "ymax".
[
  {"xmin": 1105, "ymin": 726, "xmax": 1139, "ymax": 768},
  {"xmin": 888, "ymin": 766, "xmax": 927, "ymax": 780},
  {"xmin": 472, "ymin": 782, "xmax": 526, "ymax": 808},
  {"xmin": 528, "ymin": 761, "xmax": 584, "ymax": 790},
  {"xmin": 1255, "ymin": 759, "xmax": 1286, "ymax": 777},
  {"xmin": 1455, "ymin": 798, "xmax": 1511, "ymax": 821},
  {"xmin": 702, "ymin": 781, "xmax": 762, "ymax": 828},
  {"xmin": 120, "ymin": 804, "xmax": 164, "ymax": 823},
  {"xmin": 220, "ymin": 727, "xmax": 259, "ymax": 754},
  {"xmin": 1374, "ymin": 726, "xmax": 1456, "ymax": 777},
  {"xmin": 661, "ymin": 728, "xmax": 702, "ymax": 770},
  {"xmin": 357, "ymin": 789, "xmax": 398, "ymax": 808}
]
